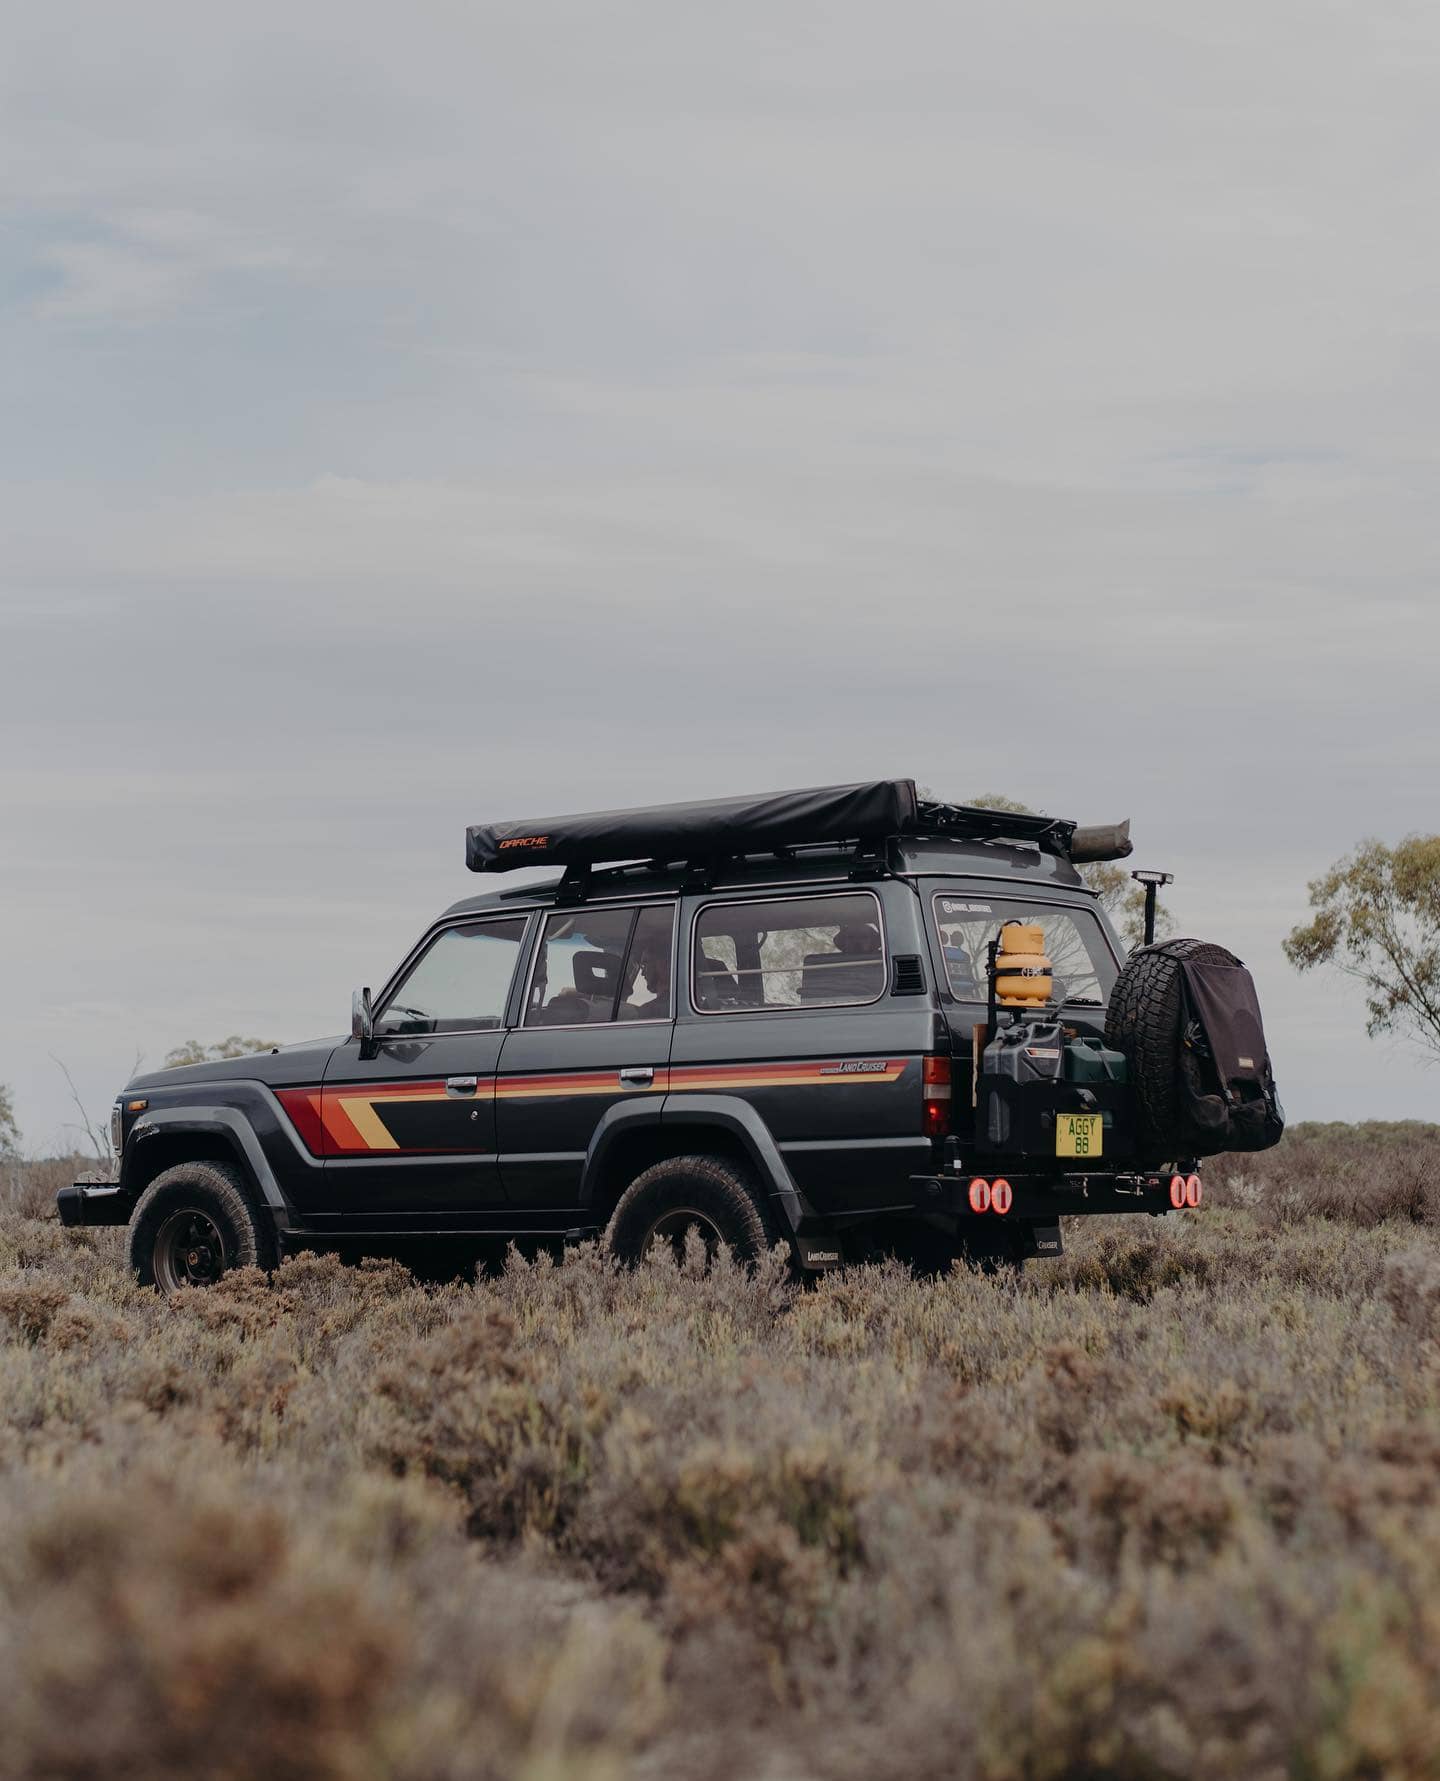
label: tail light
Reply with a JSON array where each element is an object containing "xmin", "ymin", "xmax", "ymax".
[
  {"xmin": 968, "ymin": 1178, "xmax": 991, "ymax": 1213},
  {"xmin": 922, "ymin": 1056, "xmax": 951, "ymax": 1139},
  {"xmin": 990, "ymin": 1178, "xmax": 1013, "ymax": 1215},
  {"xmin": 1169, "ymin": 1175, "xmax": 1187, "ymax": 1209},
  {"xmin": 1185, "ymin": 1173, "xmax": 1203, "ymax": 1208}
]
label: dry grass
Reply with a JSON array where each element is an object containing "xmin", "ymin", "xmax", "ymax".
[{"xmin": 3, "ymin": 1122, "xmax": 1440, "ymax": 1778}]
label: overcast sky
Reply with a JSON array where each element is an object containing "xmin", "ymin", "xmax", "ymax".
[{"xmin": 4, "ymin": 1, "xmax": 1438, "ymax": 1149}]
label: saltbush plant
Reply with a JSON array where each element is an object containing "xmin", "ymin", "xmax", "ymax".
[{"xmin": 1, "ymin": 1122, "xmax": 1438, "ymax": 1777}]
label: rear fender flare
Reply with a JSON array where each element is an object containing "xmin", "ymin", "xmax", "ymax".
[{"xmin": 656, "ymin": 1093, "xmax": 806, "ymax": 1234}]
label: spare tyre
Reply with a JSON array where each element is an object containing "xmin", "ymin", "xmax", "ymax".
[{"xmin": 1104, "ymin": 939, "xmax": 1240, "ymax": 1161}]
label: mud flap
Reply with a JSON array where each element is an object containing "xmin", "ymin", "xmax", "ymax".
[
  {"xmin": 794, "ymin": 1235, "xmax": 844, "ymax": 1270},
  {"xmin": 1018, "ymin": 1220, "xmax": 1063, "ymax": 1259}
]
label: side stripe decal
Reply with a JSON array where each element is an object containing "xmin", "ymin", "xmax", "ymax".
[{"xmin": 275, "ymin": 1058, "xmax": 910, "ymax": 1158}]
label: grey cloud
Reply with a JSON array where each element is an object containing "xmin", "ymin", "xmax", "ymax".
[{"xmin": 3, "ymin": 0, "xmax": 1438, "ymax": 1143}]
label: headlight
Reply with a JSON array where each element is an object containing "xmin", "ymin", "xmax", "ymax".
[{"xmin": 110, "ymin": 1103, "xmax": 124, "ymax": 1156}]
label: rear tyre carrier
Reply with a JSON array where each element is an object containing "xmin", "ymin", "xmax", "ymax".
[{"xmin": 1105, "ymin": 938, "xmax": 1238, "ymax": 1160}]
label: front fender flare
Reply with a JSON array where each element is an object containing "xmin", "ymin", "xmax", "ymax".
[{"xmin": 122, "ymin": 1105, "xmax": 295, "ymax": 1225}]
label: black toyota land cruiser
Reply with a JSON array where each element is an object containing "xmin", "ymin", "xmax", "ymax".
[{"xmin": 59, "ymin": 781, "xmax": 1283, "ymax": 1289}]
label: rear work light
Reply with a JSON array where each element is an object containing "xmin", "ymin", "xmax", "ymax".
[
  {"xmin": 922, "ymin": 1056, "xmax": 951, "ymax": 1139},
  {"xmin": 1169, "ymin": 1174, "xmax": 1204, "ymax": 1209},
  {"xmin": 966, "ymin": 1177, "xmax": 1012, "ymax": 1214}
]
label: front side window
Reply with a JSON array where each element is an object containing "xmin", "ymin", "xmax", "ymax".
[
  {"xmin": 932, "ymin": 895, "xmax": 1118, "ymax": 1007},
  {"xmin": 692, "ymin": 892, "xmax": 886, "ymax": 1013},
  {"xmin": 525, "ymin": 904, "xmax": 676, "ymax": 1026},
  {"xmin": 377, "ymin": 917, "xmax": 527, "ymax": 1035}
]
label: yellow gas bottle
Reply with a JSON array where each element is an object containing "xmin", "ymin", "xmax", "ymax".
[{"xmin": 994, "ymin": 922, "xmax": 1053, "ymax": 1006}]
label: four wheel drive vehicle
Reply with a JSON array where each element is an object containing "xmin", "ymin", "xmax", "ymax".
[{"xmin": 59, "ymin": 780, "xmax": 1284, "ymax": 1290}]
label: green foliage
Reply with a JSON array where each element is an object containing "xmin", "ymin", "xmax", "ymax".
[
  {"xmin": 164, "ymin": 1036, "xmax": 278, "ymax": 1069},
  {"xmin": 1284, "ymin": 835, "xmax": 1440, "ymax": 1054}
]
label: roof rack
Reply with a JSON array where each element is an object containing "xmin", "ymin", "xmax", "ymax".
[{"xmin": 912, "ymin": 800, "xmax": 1075, "ymax": 854}]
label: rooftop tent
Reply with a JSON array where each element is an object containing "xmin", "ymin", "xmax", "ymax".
[
  {"xmin": 464, "ymin": 781, "xmax": 1134, "ymax": 875},
  {"xmin": 466, "ymin": 780, "xmax": 920, "ymax": 874}
]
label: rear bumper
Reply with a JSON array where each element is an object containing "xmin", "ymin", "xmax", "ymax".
[
  {"xmin": 911, "ymin": 1167, "xmax": 1195, "ymax": 1220},
  {"xmin": 57, "ymin": 1183, "xmax": 131, "ymax": 1228}
]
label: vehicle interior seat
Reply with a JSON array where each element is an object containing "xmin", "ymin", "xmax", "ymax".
[
  {"xmin": 800, "ymin": 922, "xmax": 883, "ymax": 1003},
  {"xmin": 696, "ymin": 950, "xmax": 742, "ymax": 1008}
]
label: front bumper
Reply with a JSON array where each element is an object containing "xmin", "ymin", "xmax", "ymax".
[{"xmin": 57, "ymin": 1183, "xmax": 131, "ymax": 1228}]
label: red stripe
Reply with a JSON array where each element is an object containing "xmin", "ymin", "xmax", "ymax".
[{"xmin": 275, "ymin": 1088, "xmax": 327, "ymax": 1156}]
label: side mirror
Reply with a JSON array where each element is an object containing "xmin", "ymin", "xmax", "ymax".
[{"xmin": 351, "ymin": 987, "xmax": 378, "ymax": 1059}]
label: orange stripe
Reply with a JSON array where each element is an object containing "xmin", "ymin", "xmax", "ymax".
[
  {"xmin": 322, "ymin": 1095, "xmax": 373, "ymax": 1152},
  {"xmin": 497, "ymin": 1073, "xmax": 639, "ymax": 1097},
  {"xmin": 669, "ymin": 1061, "xmax": 906, "ymax": 1090}
]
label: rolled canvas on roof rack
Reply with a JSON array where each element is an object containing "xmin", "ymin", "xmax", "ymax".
[
  {"xmin": 465, "ymin": 781, "xmax": 1134, "ymax": 874},
  {"xmin": 466, "ymin": 780, "xmax": 920, "ymax": 874}
]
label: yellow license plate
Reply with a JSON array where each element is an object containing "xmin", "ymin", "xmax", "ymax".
[{"xmin": 1056, "ymin": 1114, "xmax": 1103, "ymax": 1159}]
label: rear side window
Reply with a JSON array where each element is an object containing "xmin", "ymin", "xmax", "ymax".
[
  {"xmin": 932, "ymin": 895, "xmax": 1118, "ymax": 1007},
  {"xmin": 693, "ymin": 892, "xmax": 886, "ymax": 1013},
  {"xmin": 526, "ymin": 904, "xmax": 676, "ymax": 1026},
  {"xmin": 377, "ymin": 917, "xmax": 527, "ymax": 1035}
]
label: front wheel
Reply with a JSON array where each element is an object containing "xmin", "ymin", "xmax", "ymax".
[
  {"xmin": 128, "ymin": 1160, "xmax": 278, "ymax": 1292},
  {"xmin": 604, "ymin": 1154, "xmax": 776, "ymax": 1267}
]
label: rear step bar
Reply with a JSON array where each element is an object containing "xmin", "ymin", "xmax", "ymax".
[{"xmin": 911, "ymin": 1168, "xmax": 1199, "ymax": 1220}]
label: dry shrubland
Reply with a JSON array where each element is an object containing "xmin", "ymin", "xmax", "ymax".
[{"xmin": 4, "ymin": 1124, "xmax": 1440, "ymax": 1779}]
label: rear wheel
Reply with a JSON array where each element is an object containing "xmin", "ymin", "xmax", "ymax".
[
  {"xmin": 604, "ymin": 1154, "xmax": 776, "ymax": 1267},
  {"xmin": 128, "ymin": 1160, "xmax": 277, "ymax": 1292}
]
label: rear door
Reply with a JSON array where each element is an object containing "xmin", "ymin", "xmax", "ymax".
[
  {"xmin": 318, "ymin": 914, "xmax": 532, "ymax": 1221},
  {"xmin": 496, "ymin": 901, "xmax": 676, "ymax": 1206},
  {"xmin": 670, "ymin": 887, "xmax": 934, "ymax": 1213}
]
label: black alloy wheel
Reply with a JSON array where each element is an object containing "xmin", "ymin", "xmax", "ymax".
[{"xmin": 152, "ymin": 1207, "xmax": 230, "ymax": 1290}]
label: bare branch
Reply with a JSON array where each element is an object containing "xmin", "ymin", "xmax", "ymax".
[{"xmin": 48, "ymin": 1054, "xmax": 113, "ymax": 1169}]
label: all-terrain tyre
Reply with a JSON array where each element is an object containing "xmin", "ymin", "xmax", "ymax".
[
  {"xmin": 604, "ymin": 1153, "xmax": 777, "ymax": 1267},
  {"xmin": 128, "ymin": 1159, "xmax": 279, "ymax": 1293},
  {"xmin": 1105, "ymin": 938, "xmax": 1239, "ymax": 1160}
]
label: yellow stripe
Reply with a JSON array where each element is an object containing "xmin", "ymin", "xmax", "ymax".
[{"xmin": 337, "ymin": 1096, "xmax": 400, "ymax": 1151}]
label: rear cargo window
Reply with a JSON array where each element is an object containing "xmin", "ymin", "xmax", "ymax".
[
  {"xmin": 932, "ymin": 895, "xmax": 1118, "ymax": 1007},
  {"xmin": 693, "ymin": 892, "xmax": 885, "ymax": 1013}
]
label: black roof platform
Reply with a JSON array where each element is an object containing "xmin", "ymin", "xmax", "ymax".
[{"xmin": 464, "ymin": 780, "xmax": 1130, "ymax": 898}]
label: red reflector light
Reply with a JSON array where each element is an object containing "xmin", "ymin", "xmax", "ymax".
[
  {"xmin": 922, "ymin": 1055, "xmax": 952, "ymax": 1139},
  {"xmin": 990, "ymin": 1178, "xmax": 1012, "ymax": 1215},
  {"xmin": 1169, "ymin": 1175, "xmax": 1187, "ymax": 1209},
  {"xmin": 968, "ymin": 1178, "xmax": 991, "ymax": 1213},
  {"xmin": 1185, "ymin": 1173, "xmax": 1203, "ymax": 1208}
]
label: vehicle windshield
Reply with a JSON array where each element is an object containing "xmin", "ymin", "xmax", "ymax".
[{"xmin": 931, "ymin": 893, "xmax": 1118, "ymax": 1007}]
